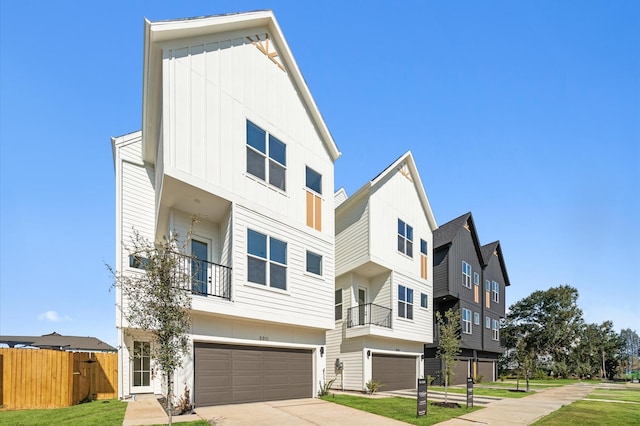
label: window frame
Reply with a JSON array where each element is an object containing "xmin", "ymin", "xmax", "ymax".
[
  {"xmin": 398, "ymin": 285, "xmax": 414, "ymax": 320},
  {"xmin": 420, "ymin": 293, "xmax": 428, "ymax": 309},
  {"xmin": 397, "ymin": 219, "xmax": 414, "ymax": 257},
  {"xmin": 492, "ymin": 281, "xmax": 500, "ymax": 303},
  {"xmin": 247, "ymin": 228, "xmax": 288, "ymax": 291},
  {"xmin": 462, "ymin": 261, "xmax": 472, "ymax": 288},
  {"xmin": 492, "ymin": 319, "xmax": 500, "ymax": 341},
  {"xmin": 462, "ymin": 308, "xmax": 472, "ymax": 334},
  {"xmin": 246, "ymin": 120, "xmax": 287, "ymax": 191},
  {"xmin": 305, "ymin": 250, "xmax": 323, "ymax": 276},
  {"xmin": 474, "ymin": 312, "xmax": 480, "ymax": 325},
  {"xmin": 335, "ymin": 288, "xmax": 343, "ymax": 321}
]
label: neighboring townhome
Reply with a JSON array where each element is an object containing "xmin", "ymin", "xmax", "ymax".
[
  {"xmin": 424, "ymin": 212, "xmax": 510, "ymax": 384},
  {"xmin": 112, "ymin": 11, "xmax": 341, "ymax": 406},
  {"xmin": 328, "ymin": 152, "xmax": 437, "ymax": 392}
]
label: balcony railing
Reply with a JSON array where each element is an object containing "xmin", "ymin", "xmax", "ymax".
[
  {"xmin": 347, "ymin": 303, "xmax": 392, "ymax": 329},
  {"xmin": 175, "ymin": 253, "xmax": 232, "ymax": 300}
]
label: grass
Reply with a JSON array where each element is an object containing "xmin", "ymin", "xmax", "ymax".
[
  {"xmin": 0, "ymin": 399, "xmax": 127, "ymax": 425},
  {"xmin": 486, "ymin": 379, "xmax": 583, "ymax": 389},
  {"xmin": 532, "ymin": 400, "xmax": 640, "ymax": 425},
  {"xmin": 586, "ymin": 387, "xmax": 640, "ymax": 403},
  {"xmin": 321, "ymin": 394, "xmax": 482, "ymax": 425},
  {"xmin": 430, "ymin": 386, "xmax": 531, "ymax": 398}
]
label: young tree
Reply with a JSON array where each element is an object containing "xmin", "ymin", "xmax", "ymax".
[
  {"xmin": 436, "ymin": 308, "xmax": 461, "ymax": 403},
  {"xmin": 513, "ymin": 336, "xmax": 535, "ymax": 391},
  {"xmin": 111, "ymin": 230, "xmax": 192, "ymax": 425}
]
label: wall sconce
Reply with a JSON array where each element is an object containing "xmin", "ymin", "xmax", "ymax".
[
  {"xmin": 366, "ymin": 350, "xmax": 371, "ymax": 359},
  {"xmin": 420, "ymin": 354, "xmax": 424, "ymax": 360},
  {"xmin": 335, "ymin": 358, "xmax": 343, "ymax": 370},
  {"xmin": 320, "ymin": 346, "xmax": 324, "ymax": 357}
]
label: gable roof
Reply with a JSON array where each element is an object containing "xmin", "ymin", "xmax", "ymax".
[
  {"xmin": 141, "ymin": 10, "xmax": 341, "ymax": 164},
  {"xmin": 481, "ymin": 241, "xmax": 511, "ymax": 286},
  {"xmin": 0, "ymin": 332, "xmax": 116, "ymax": 352},
  {"xmin": 336, "ymin": 151, "xmax": 437, "ymax": 230},
  {"xmin": 433, "ymin": 212, "xmax": 484, "ymax": 264}
]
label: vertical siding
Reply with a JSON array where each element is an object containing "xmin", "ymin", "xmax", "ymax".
[{"xmin": 433, "ymin": 247, "xmax": 449, "ymax": 298}]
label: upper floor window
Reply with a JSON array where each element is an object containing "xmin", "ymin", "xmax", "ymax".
[
  {"xmin": 246, "ymin": 120, "xmax": 286, "ymax": 191},
  {"xmin": 420, "ymin": 293, "xmax": 428, "ymax": 309},
  {"xmin": 462, "ymin": 308, "xmax": 472, "ymax": 334},
  {"xmin": 129, "ymin": 254, "xmax": 149, "ymax": 270},
  {"xmin": 398, "ymin": 285, "xmax": 414, "ymax": 319},
  {"xmin": 397, "ymin": 220, "xmax": 413, "ymax": 257},
  {"xmin": 492, "ymin": 319, "xmax": 500, "ymax": 341},
  {"xmin": 247, "ymin": 229, "xmax": 287, "ymax": 290},
  {"xmin": 474, "ymin": 312, "xmax": 480, "ymax": 325},
  {"xmin": 492, "ymin": 281, "xmax": 500, "ymax": 303},
  {"xmin": 335, "ymin": 289, "xmax": 343, "ymax": 320},
  {"xmin": 305, "ymin": 167, "xmax": 322, "ymax": 231},
  {"xmin": 306, "ymin": 250, "xmax": 323, "ymax": 276},
  {"xmin": 486, "ymin": 316, "xmax": 491, "ymax": 329},
  {"xmin": 420, "ymin": 239, "xmax": 428, "ymax": 279},
  {"xmin": 462, "ymin": 261, "xmax": 472, "ymax": 288},
  {"xmin": 474, "ymin": 272, "xmax": 479, "ymax": 285}
]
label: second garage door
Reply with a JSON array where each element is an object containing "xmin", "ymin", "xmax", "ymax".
[
  {"xmin": 372, "ymin": 354, "xmax": 417, "ymax": 391},
  {"xmin": 194, "ymin": 343, "xmax": 312, "ymax": 407}
]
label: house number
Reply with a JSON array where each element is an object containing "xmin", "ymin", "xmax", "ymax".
[{"xmin": 259, "ymin": 336, "xmax": 269, "ymax": 341}]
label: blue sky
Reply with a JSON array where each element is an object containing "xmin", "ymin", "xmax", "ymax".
[{"xmin": 1, "ymin": 1, "xmax": 638, "ymax": 346}]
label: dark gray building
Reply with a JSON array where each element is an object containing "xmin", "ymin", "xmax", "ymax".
[{"xmin": 424, "ymin": 212, "xmax": 510, "ymax": 385}]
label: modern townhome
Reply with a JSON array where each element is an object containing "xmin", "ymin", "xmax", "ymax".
[
  {"xmin": 112, "ymin": 11, "xmax": 341, "ymax": 406},
  {"xmin": 328, "ymin": 152, "xmax": 438, "ymax": 392},
  {"xmin": 424, "ymin": 212, "xmax": 510, "ymax": 385}
]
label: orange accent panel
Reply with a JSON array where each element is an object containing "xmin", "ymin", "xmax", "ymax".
[
  {"xmin": 474, "ymin": 285, "xmax": 479, "ymax": 303},
  {"xmin": 486, "ymin": 292, "xmax": 490, "ymax": 308},
  {"xmin": 306, "ymin": 191, "xmax": 314, "ymax": 228},
  {"xmin": 420, "ymin": 255, "xmax": 428, "ymax": 279},
  {"xmin": 314, "ymin": 194, "xmax": 322, "ymax": 231}
]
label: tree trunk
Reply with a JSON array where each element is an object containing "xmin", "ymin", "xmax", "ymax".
[{"xmin": 167, "ymin": 375, "xmax": 173, "ymax": 426}]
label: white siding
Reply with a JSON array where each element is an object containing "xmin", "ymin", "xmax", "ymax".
[{"xmin": 335, "ymin": 197, "xmax": 369, "ymax": 276}]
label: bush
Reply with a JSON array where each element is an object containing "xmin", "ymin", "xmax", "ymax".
[
  {"xmin": 365, "ymin": 379, "xmax": 383, "ymax": 394},
  {"xmin": 475, "ymin": 374, "xmax": 484, "ymax": 384},
  {"xmin": 318, "ymin": 378, "xmax": 336, "ymax": 397}
]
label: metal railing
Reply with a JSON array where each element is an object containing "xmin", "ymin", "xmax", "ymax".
[
  {"xmin": 175, "ymin": 253, "xmax": 232, "ymax": 300},
  {"xmin": 347, "ymin": 303, "xmax": 392, "ymax": 329}
]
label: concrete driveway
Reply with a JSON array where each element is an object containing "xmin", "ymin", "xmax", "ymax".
[{"xmin": 192, "ymin": 398, "xmax": 410, "ymax": 425}]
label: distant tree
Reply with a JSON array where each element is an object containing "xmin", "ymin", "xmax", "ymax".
[
  {"xmin": 504, "ymin": 285, "xmax": 584, "ymax": 376},
  {"xmin": 619, "ymin": 329, "xmax": 640, "ymax": 380},
  {"xmin": 110, "ymin": 229, "xmax": 192, "ymax": 425},
  {"xmin": 436, "ymin": 308, "xmax": 461, "ymax": 403},
  {"xmin": 572, "ymin": 321, "xmax": 622, "ymax": 379}
]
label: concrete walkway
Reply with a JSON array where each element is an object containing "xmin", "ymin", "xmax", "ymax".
[{"xmin": 436, "ymin": 382, "xmax": 597, "ymax": 426}]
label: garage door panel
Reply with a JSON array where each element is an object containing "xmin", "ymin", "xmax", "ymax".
[
  {"xmin": 372, "ymin": 354, "xmax": 417, "ymax": 391},
  {"xmin": 194, "ymin": 343, "xmax": 312, "ymax": 407}
]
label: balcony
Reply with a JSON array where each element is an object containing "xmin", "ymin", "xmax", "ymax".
[
  {"xmin": 347, "ymin": 303, "xmax": 392, "ymax": 329},
  {"xmin": 175, "ymin": 252, "xmax": 232, "ymax": 300}
]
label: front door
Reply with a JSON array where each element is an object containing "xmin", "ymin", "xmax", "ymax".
[
  {"xmin": 191, "ymin": 239, "xmax": 209, "ymax": 295},
  {"xmin": 358, "ymin": 288, "xmax": 367, "ymax": 326},
  {"xmin": 131, "ymin": 341, "xmax": 152, "ymax": 393}
]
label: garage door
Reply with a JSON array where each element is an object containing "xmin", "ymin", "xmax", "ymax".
[
  {"xmin": 478, "ymin": 361, "xmax": 495, "ymax": 382},
  {"xmin": 194, "ymin": 343, "xmax": 312, "ymax": 407},
  {"xmin": 372, "ymin": 354, "xmax": 417, "ymax": 391},
  {"xmin": 453, "ymin": 359, "xmax": 469, "ymax": 385}
]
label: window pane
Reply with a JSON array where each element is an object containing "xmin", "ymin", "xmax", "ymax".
[
  {"xmin": 247, "ymin": 121, "xmax": 265, "ymax": 152},
  {"xmin": 397, "ymin": 235, "xmax": 405, "ymax": 253},
  {"xmin": 268, "ymin": 134, "xmax": 286, "ymax": 165},
  {"xmin": 406, "ymin": 241, "xmax": 413, "ymax": 257},
  {"xmin": 335, "ymin": 305, "xmax": 342, "ymax": 320},
  {"xmin": 398, "ymin": 219, "xmax": 405, "ymax": 236},
  {"xmin": 335, "ymin": 289, "xmax": 342, "ymax": 304},
  {"xmin": 420, "ymin": 239, "xmax": 427, "ymax": 255},
  {"xmin": 247, "ymin": 257, "xmax": 266, "ymax": 284},
  {"xmin": 134, "ymin": 372, "xmax": 141, "ymax": 386},
  {"xmin": 305, "ymin": 167, "xmax": 322, "ymax": 194},
  {"xmin": 306, "ymin": 251, "xmax": 322, "ymax": 275},
  {"xmin": 398, "ymin": 302, "xmax": 405, "ymax": 318},
  {"xmin": 247, "ymin": 229, "xmax": 267, "ymax": 258},
  {"xmin": 407, "ymin": 288, "xmax": 413, "ymax": 304},
  {"xmin": 247, "ymin": 147, "xmax": 266, "ymax": 180},
  {"xmin": 406, "ymin": 225, "xmax": 413, "ymax": 241},
  {"xmin": 141, "ymin": 372, "xmax": 150, "ymax": 386},
  {"xmin": 269, "ymin": 161, "xmax": 286, "ymax": 190},
  {"xmin": 421, "ymin": 293, "xmax": 428, "ymax": 308},
  {"xmin": 270, "ymin": 238, "xmax": 287, "ymax": 264},
  {"xmin": 398, "ymin": 285, "xmax": 406, "ymax": 301},
  {"xmin": 142, "ymin": 356, "xmax": 150, "ymax": 370},
  {"xmin": 407, "ymin": 304, "xmax": 413, "ymax": 320},
  {"xmin": 270, "ymin": 263, "xmax": 287, "ymax": 290}
]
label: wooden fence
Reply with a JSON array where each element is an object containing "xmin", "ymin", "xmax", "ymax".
[{"xmin": 0, "ymin": 348, "xmax": 118, "ymax": 409}]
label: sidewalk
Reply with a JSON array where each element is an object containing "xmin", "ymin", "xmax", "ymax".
[{"xmin": 436, "ymin": 382, "xmax": 596, "ymax": 425}]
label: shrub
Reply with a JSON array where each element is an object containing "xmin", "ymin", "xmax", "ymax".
[
  {"xmin": 475, "ymin": 374, "xmax": 484, "ymax": 384},
  {"xmin": 318, "ymin": 378, "xmax": 336, "ymax": 397},
  {"xmin": 365, "ymin": 379, "xmax": 383, "ymax": 394}
]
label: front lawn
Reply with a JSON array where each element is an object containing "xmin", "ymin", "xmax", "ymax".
[
  {"xmin": 0, "ymin": 399, "xmax": 127, "ymax": 426},
  {"xmin": 586, "ymin": 385, "xmax": 640, "ymax": 403},
  {"xmin": 482, "ymin": 379, "xmax": 582, "ymax": 389},
  {"xmin": 429, "ymin": 385, "xmax": 532, "ymax": 398},
  {"xmin": 321, "ymin": 394, "xmax": 482, "ymax": 425},
  {"xmin": 532, "ymin": 400, "xmax": 640, "ymax": 425}
]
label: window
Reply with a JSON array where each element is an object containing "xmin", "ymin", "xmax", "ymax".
[
  {"xmin": 462, "ymin": 261, "xmax": 472, "ymax": 288},
  {"xmin": 247, "ymin": 229, "xmax": 287, "ymax": 290},
  {"xmin": 397, "ymin": 219, "xmax": 413, "ymax": 257},
  {"xmin": 398, "ymin": 285, "xmax": 414, "ymax": 319},
  {"xmin": 129, "ymin": 254, "xmax": 149, "ymax": 270},
  {"xmin": 420, "ymin": 293, "xmax": 428, "ymax": 309},
  {"xmin": 420, "ymin": 239, "xmax": 428, "ymax": 279},
  {"xmin": 133, "ymin": 341, "xmax": 150, "ymax": 387},
  {"xmin": 305, "ymin": 167, "xmax": 322, "ymax": 231},
  {"xmin": 474, "ymin": 312, "xmax": 480, "ymax": 325},
  {"xmin": 474, "ymin": 272, "xmax": 480, "ymax": 303},
  {"xmin": 485, "ymin": 280, "xmax": 491, "ymax": 308},
  {"xmin": 246, "ymin": 120, "xmax": 286, "ymax": 190},
  {"xmin": 191, "ymin": 239, "xmax": 209, "ymax": 295},
  {"xmin": 306, "ymin": 251, "xmax": 322, "ymax": 276},
  {"xmin": 335, "ymin": 289, "xmax": 343, "ymax": 320},
  {"xmin": 492, "ymin": 281, "xmax": 500, "ymax": 303},
  {"xmin": 492, "ymin": 319, "xmax": 499, "ymax": 341},
  {"xmin": 486, "ymin": 316, "xmax": 491, "ymax": 329},
  {"xmin": 474, "ymin": 272, "xmax": 479, "ymax": 285},
  {"xmin": 462, "ymin": 308, "xmax": 472, "ymax": 334}
]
